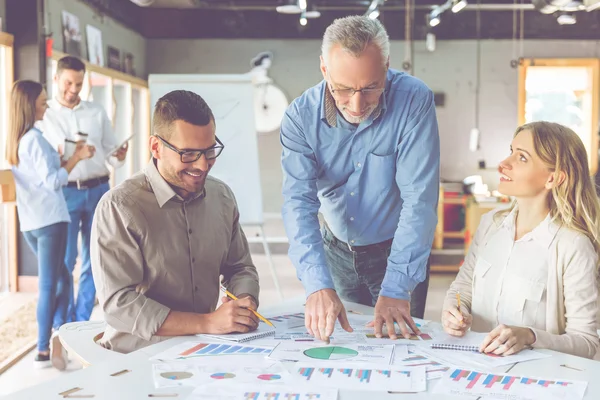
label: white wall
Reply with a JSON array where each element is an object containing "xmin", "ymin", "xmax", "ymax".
[
  {"xmin": 147, "ymin": 38, "xmax": 600, "ymax": 213},
  {"xmin": 47, "ymin": 0, "xmax": 147, "ymax": 77}
]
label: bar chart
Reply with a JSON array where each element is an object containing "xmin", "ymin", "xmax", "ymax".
[
  {"xmin": 293, "ymin": 363, "xmax": 426, "ymax": 392},
  {"xmin": 177, "ymin": 343, "xmax": 272, "ymax": 359},
  {"xmin": 433, "ymin": 368, "xmax": 587, "ymax": 400}
]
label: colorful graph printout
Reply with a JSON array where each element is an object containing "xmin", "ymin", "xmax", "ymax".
[{"xmin": 432, "ymin": 368, "xmax": 588, "ymax": 400}]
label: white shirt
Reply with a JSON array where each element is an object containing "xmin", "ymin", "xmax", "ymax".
[
  {"xmin": 444, "ymin": 206, "xmax": 600, "ymax": 359},
  {"xmin": 40, "ymin": 98, "xmax": 125, "ymax": 182}
]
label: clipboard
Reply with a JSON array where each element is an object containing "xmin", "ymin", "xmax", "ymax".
[{"xmin": 106, "ymin": 134, "xmax": 135, "ymax": 159}]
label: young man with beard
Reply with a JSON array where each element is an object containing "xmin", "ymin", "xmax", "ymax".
[
  {"xmin": 91, "ymin": 90, "xmax": 260, "ymax": 353},
  {"xmin": 281, "ymin": 16, "xmax": 440, "ymax": 342}
]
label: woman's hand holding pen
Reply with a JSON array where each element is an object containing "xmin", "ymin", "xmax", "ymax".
[{"xmin": 441, "ymin": 305, "xmax": 473, "ymax": 337}]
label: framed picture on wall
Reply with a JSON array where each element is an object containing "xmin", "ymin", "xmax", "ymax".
[
  {"xmin": 85, "ymin": 25, "xmax": 104, "ymax": 67},
  {"xmin": 61, "ymin": 10, "xmax": 82, "ymax": 57},
  {"xmin": 107, "ymin": 46, "xmax": 120, "ymax": 71},
  {"xmin": 122, "ymin": 52, "xmax": 135, "ymax": 76}
]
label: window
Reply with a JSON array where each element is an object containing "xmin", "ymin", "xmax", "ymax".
[{"xmin": 519, "ymin": 59, "xmax": 600, "ymax": 174}]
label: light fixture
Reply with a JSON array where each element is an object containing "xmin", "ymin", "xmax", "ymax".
[
  {"xmin": 556, "ymin": 12, "xmax": 577, "ymax": 25},
  {"xmin": 299, "ymin": 11, "xmax": 308, "ymax": 26},
  {"xmin": 451, "ymin": 0, "xmax": 468, "ymax": 13},
  {"xmin": 369, "ymin": 9, "xmax": 380, "ymax": 19},
  {"xmin": 365, "ymin": 0, "xmax": 383, "ymax": 19},
  {"xmin": 298, "ymin": 0, "xmax": 307, "ymax": 11},
  {"xmin": 428, "ymin": 8, "xmax": 442, "ymax": 27}
]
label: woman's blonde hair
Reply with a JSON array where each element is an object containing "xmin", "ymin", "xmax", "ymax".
[
  {"xmin": 5, "ymin": 80, "xmax": 43, "ymax": 166},
  {"xmin": 499, "ymin": 121, "xmax": 600, "ymax": 255}
]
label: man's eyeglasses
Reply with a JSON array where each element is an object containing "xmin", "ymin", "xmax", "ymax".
[
  {"xmin": 156, "ymin": 135, "xmax": 225, "ymax": 163},
  {"xmin": 326, "ymin": 70, "xmax": 385, "ymax": 100},
  {"xmin": 329, "ymin": 86, "xmax": 385, "ymax": 100}
]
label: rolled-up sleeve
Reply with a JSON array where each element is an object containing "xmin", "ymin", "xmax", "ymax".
[
  {"xmin": 281, "ymin": 105, "xmax": 334, "ymax": 297},
  {"xmin": 220, "ymin": 189, "xmax": 260, "ymax": 304},
  {"xmin": 91, "ymin": 196, "xmax": 170, "ymax": 341},
  {"xmin": 381, "ymin": 89, "xmax": 440, "ymax": 300}
]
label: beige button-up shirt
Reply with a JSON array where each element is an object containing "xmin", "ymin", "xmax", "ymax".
[
  {"xmin": 91, "ymin": 159, "xmax": 260, "ymax": 353},
  {"xmin": 444, "ymin": 206, "xmax": 599, "ymax": 359}
]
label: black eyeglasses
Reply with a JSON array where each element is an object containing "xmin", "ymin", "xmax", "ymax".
[{"xmin": 156, "ymin": 135, "xmax": 225, "ymax": 163}]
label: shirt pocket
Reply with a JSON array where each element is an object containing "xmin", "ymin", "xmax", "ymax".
[
  {"xmin": 365, "ymin": 151, "xmax": 397, "ymax": 195},
  {"xmin": 502, "ymin": 275, "xmax": 545, "ymax": 327},
  {"xmin": 472, "ymin": 257, "xmax": 492, "ymax": 304}
]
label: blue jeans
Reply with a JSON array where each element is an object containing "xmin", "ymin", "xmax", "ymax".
[
  {"xmin": 57, "ymin": 182, "xmax": 109, "ymax": 323},
  {"xmin": 23, "ymin": 222, "xmax": 71, "ymax": 352},
  {"xmin": 322, "ymin": 225, "xmax": 430, "ymax": 318}
]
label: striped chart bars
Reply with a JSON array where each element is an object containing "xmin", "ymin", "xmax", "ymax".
[
  {"xmin": 318, "ymin": 368, "xmax": 334, "ymax": 378},
  {"xmin": 299, "ymin": 367, "xmax": 315, "ymax": 380},
  {"xmin": 282, "ymin": 395, "xmax": 300, "ymax": 400},
  {"xmin": 450, "ymin": 369, "xmax": 579, "ymax": 391},
  {"xmin": 399, "ymin": 370, "xmax": 411, "ymax": 378},
  {"xmin": 244, "ymin": 393, "xmax": 260, "ymax": 400},
  {"xmin": 376, "ymin": 370, "xmax": 392, "ymax": 378},
  {"xmin": 338, "ymin": 368, "xmax": 353, "ymax": 378},
  {"xmin": 356, "ymin": 369, "xmax": 372, "ymax": 383},
  {"xmin": 177, "ymin": 343, "xmax": 271, "ymax": 359}
]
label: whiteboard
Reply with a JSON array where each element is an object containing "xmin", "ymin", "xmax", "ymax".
[{"xmin": 149, "ymin": 74, "xmax": 264, "ymax": 225}]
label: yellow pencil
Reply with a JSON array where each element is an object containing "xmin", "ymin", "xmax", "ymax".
[
  {"xmin": 220, "ymin": 284, "xmax": 275, "ymax": 327},
  {"xmin": 456, "ymin": 292, "xmax": 461, "ymax": 310}
]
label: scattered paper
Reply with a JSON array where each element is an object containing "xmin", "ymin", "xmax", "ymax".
[
  {"xmin": 149, "ymin": 341, "xmax": 273, "ymax": 361},
  {"xmin": 392, "ymin": 345, "xmax": 450, "ymax": 380},
  {"xmin": 291, "ymin": 362, "xmax": 427, "ymax": 392},
  {"xmin": 268, "ymin": 342, "xmax": 395, "ymax": 365},
  {"xmin": 188, "ymin": 384, "xmax": 338, "ymax": 400},
  {"xmin": 152, "ymin": 360, "xmax": 291, "ymax": 389},
  {"xmin": 433, "ymin": 367, "xmax": 587, "ymax": 400}
]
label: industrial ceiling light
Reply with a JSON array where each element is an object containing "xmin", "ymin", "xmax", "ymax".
[
  {"xmin": 365, "ymin": 0, "xmax": 383, "ymax": 20},
  {"xmin": 298, "ymin": 0, "xmax": 307, "ymax": 11},
  {"xmin": 556, "ymin": 11, "xmax": 577, "ymax": 24},
  {"xmin": 451, "ymin": 0, "xmax": 468, "ymax": 13},
  {"xmin": 300, "ymin": 14, "xmax": 308, "ymax": 26},
  {"xmin": 428, "ymin": 8, "xmax": 442, "ymax": 27}
]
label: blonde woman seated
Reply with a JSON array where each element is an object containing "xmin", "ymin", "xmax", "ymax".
[{"xmin": 442, "ymin": 121, "xmax": 600, "ymax": 359}]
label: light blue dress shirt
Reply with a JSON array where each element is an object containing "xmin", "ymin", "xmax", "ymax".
[
  {"xmin": 281, "ymin": 69, "xmax": 440, "ymax": 300},
  {"xmin": 12, "ymin": 128, "xmax": 70, "ymax": 232}
]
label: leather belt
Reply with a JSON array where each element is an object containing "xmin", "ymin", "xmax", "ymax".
[
  {"xmin": 325, "ymin": 225, "xmax": 393, "ymax": 253},
  {"xmin": 67, "ymin": 175, "xmax": 109, "ymax": 190}
]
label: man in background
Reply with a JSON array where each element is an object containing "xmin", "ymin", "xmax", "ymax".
[{"xmin": 42, "ymin": 56, "xmax": 128, "ymax": 323}]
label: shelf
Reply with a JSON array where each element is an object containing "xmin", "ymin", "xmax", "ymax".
[
  {"xmin": 442, "ymin": 198, "xmax": 466, "ymax": 205},
  {"xmin": 443, "ymin": 231, "xmax": 466, "ymax": 239}
]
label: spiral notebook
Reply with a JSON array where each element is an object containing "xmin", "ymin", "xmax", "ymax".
[
  {"xmin": 200, "ymin": 323, "xmax": 276, "ymax": 343},
  {"xmin": 430, "ymin": 331, "xmax": 488, "ymax": 352}
]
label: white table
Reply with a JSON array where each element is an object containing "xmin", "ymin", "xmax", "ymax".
[{"xmin": 5, "ymin": 299, "xmax": 600, "ymax": 400}]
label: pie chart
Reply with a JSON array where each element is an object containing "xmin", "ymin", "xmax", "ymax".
[
  {"xmin": 210, "ymin": 372, "xmax": 236, "ymax": 380},
  {"xmin": 160, "ymin": 371, "xmax": 193, "ymax": 380},
  {"xmin": 303, "ymin": 346, "xmax": 359, "ymax": 360},
  {"xmin": 257, "ymin": 374, "xmax": 282, "ymax": 381}
]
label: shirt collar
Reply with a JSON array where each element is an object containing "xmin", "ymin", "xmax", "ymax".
[
  {"xmin": 49, "ymin": 97, "xmax": 85, "ymax": 111},
  {"xmin": 319, "ymin": 78, "xmax": 387, "ymax": 128},
  {"xmin": 144, "ymin": 159, "xmax": 206, "ymax": 208},
  {"xmin": 500, "ymin": 206, "xmax": 560, "ymax": 248}
]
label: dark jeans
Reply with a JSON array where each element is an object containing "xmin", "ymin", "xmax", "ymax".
[
  {"xmin": 23, "ymin": 222, "xmax": 72, "ymax": 352},
  {"xmin": 58, "ymin": 182, "xmax": 109, "ymax": 323},
  {"xmin": 322, "ymin": 225, "xmax": 430, "ymax": 318}
]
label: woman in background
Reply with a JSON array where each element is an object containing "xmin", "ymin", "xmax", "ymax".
[
  {"xmin": 442, "ymin": 121, "xmax": 600, "ymax": 359},
  {"xmin": 6, "ymin": 80, "xmax": 94, "ymax": 369}
]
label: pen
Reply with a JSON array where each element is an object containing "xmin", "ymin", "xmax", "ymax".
[
  {"xmin": 456, "ymin": 291, "xmax": 461, "ymax": 311},
  {"xmin": 219, "ymin": 284, "xmax": 274, "ymax": 327},
  {"xmin": 560, "ymin": 364, "xmax": 584, "ymax": 371}
]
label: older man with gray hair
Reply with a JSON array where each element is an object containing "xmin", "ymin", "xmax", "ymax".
[{"xmin": 281, "ymin": 15, "xmax": 440, "ymax": 342}]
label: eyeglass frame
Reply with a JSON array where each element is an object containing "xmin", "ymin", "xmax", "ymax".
[
  {"xmin": 325, "ymin": 70, "xmax": 386, "ymax": 99},
  {"xmin": 155, "ymin": 134, "xmax": 225, "ymax": 163}
]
